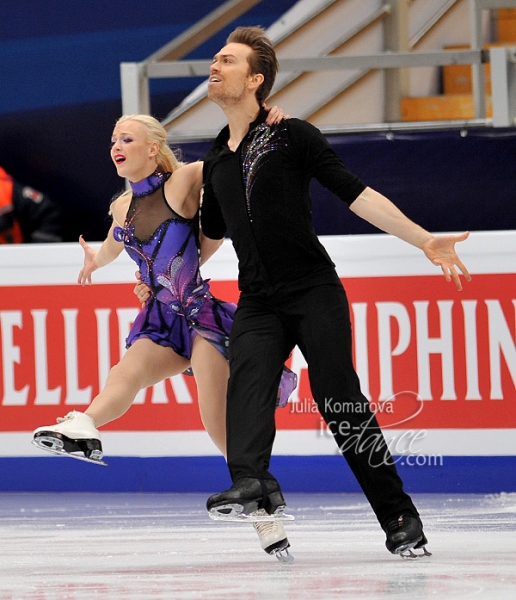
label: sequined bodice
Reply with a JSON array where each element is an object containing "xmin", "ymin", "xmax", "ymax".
[{"xmin": 113, "ymin": 177, "xmax": 208, "ymax": 316}]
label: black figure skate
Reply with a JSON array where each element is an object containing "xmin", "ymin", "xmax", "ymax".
[
  {"xmin": 384, "ymin": 514, "xmax": 432, "ymax": 558},
  {"xmin": 207, "ymin": 477, "xmax": 294, "ymax": 522}
]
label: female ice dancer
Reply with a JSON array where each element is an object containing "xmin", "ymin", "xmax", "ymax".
[{"xmin": 32, "ymin": 113, "xmax": 296, "ymax": 561}]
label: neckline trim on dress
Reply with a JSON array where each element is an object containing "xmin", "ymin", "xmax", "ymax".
[{"xmin": 129, "ymin": 171, "xmax": 170, "ymax": 197}]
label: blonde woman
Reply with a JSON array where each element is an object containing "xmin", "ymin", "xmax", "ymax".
[{"xmin": 33, "ymin": 113, "xmax": 295, "ymax": 562}]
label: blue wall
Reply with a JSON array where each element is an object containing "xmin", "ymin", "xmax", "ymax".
[
  {"xmin": 3, "ymin": 456, "xmax": 516, "ymax": 494},
  {"xmin": 0, "ymin": 0, "xmax": 299, "ymax": 241},
  {"xmin": 0, "ymin": 0, "xmax": 301, "ymax": 114}
]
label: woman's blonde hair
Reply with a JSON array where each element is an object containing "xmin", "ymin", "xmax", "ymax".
[{"xmin": 115, "ymin": 114, "xmax": 183, "ymax": 173}]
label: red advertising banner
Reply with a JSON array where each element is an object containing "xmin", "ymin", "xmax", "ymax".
[{"xmin": 1, "ymin": 273, "xmax": 515, "ymax": 432}]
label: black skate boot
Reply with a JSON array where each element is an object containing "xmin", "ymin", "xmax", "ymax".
[
  {"xmin": 207, "ymin": 477, "xmax": 293, "ymax": 521},
  {"xmin": 384, "ymin": 514, "xmax": 431, "ymax": 558}
]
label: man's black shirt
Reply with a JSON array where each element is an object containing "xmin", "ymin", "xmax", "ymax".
[{"xmin": 201, "ymin": 108, "xmax": 366, "ymax": 293}]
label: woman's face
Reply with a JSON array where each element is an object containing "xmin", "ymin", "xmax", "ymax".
[{"xmin": 110, "ymin": 120, "xmax": 158, "ymax": 181}]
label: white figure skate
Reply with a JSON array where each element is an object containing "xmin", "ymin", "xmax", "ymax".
[
  {"xmin": 252, "ymin": 509, "xmax": 294, "ymax": 563},
  {"xmin": 32, "ymin": 411, "xmax": 107, "ymax": 466}
]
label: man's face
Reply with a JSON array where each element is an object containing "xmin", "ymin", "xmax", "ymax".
[{"xmin": 208, "ymin": 42, "xmax": 257, "ymax": 107}]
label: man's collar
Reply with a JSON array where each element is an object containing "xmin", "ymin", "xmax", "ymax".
[
  {"xmin": 209, "ymin": 106, "xmax": 269, "ymax": 158},
  {"xmin": 250, "ymin": 106, "xmax": 268, "ymax": 129}
]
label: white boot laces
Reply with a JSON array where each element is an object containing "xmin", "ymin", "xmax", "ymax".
[
  {"xmin": 56, "ymin": 412, "xmax": 76, "ymax": 424},
  {"xmin": 252, "ymin": 509, "xmax": 279, "ymax": 538},
  {"xmin": 254, "ymin": 519, "xmax": 278, "ymax": 537}
]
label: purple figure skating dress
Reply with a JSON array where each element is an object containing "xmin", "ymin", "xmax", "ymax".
[{"xmin": 113, "ymin": 171, "xmax": 296, "ymax": 406}]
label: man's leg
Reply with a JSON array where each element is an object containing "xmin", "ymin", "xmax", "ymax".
[
  {"xmin": 281, "ymin": 281, "xmax": 428, "ymax": 553},
  {"xmin": 226, "ymin": 294, "xmax": 293, "ymax": 481},
  {"xmin": 206, "ymin": 294, "xmax": 294, "ymax": 520}
]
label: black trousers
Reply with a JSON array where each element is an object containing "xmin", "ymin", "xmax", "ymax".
[{"xmin": 226, "ymin": 274, "xmax": 418, "ymax": 527}]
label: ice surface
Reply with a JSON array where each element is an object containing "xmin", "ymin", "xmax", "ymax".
[{"xmin": 0, "ymin": 492, "xmax": 515, "ymax": 599}]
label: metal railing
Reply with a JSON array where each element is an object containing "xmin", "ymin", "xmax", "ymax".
[{"xmin": 120, "ymin": 0, "xmax": 516, "ymax": 136}]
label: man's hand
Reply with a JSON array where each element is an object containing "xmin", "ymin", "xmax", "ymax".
[
  {"xmin": 134, "ymin": 270, "xmax": 151, "ymax": 307},
  {"xmin": 421, "ymin": 232, "xmax": 472, "ymax": 291}
]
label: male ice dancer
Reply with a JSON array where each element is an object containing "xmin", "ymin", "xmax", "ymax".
[{"xmin": 201, "ymin": 26, "xmax": 471, "ymax": 557}]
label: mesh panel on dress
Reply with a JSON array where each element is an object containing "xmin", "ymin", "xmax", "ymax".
[{"xmin": 127, "ymin": 188, "xmax": 177, "ymax": 242}]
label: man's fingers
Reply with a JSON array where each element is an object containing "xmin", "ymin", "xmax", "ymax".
[
  {"xmin": 133, "ymin": 283, "xmax": 150, "ymax": 302},
  {"xmin": 442, "ymin": 265, "xmax": 464, "ymax": 291}
]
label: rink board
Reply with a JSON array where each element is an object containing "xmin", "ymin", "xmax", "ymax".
[{"xmin": 1, "ymin": 231, "xmax": 515, "ymax": 492}]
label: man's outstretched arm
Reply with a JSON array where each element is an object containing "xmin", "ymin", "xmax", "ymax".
[{"xmin": 349, "ymin": 186, "xmax": 471, "ymax": 291}]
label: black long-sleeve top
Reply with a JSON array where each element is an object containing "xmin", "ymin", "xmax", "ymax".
[{"xmin": 201, "ymin": 108, "xmax": 366, "ymax": 293}]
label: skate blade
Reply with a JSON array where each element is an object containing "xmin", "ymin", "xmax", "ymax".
[
  {"xmin": 273, "ymin": 547, "xmax": 294, "ymax": 563},
  {"xmin": 395, "ymin": 536, "xmax": 432, "ymax": 559},
  {"xmin": 400, "ymin": 546, "xmax": 432, "ymax": 559},
  {"xmin": 208, "ymin": 504, "xmax": 294, "ymax": 522},
  {"xmin": 31, "ymin": 438, "xmax": 107, "ymax": 466}
]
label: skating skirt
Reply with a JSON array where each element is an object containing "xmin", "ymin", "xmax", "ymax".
[
  {"xmin": 126, "ymin": 292, "xmax": 234, "ymax": 360},
  {"xmin": 126, "ymin": 293, "xmax": 297, "ymax": 408}
]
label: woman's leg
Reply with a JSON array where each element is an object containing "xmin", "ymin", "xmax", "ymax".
[
  {"xmin": 85, "ymin": 338, "xmax": 190, "ymax": 427},
  {"xmin": 190, "ymin": 335, "xmax": 229, "ymax": 456}
]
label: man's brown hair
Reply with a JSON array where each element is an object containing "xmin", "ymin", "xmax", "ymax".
[{"xmin": 227, "ymin": 26, "xmax": 278, "ymax": 105}]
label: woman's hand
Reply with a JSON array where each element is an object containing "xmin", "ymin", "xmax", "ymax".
[
  {"xmin": 264, "ymin": 104, "xmax": 290, "ymax": 124},
  {"xmin": 77, "ymin": 235, "xmax": 98, "ymax": 285}
]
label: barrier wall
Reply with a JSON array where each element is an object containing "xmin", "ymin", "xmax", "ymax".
[{"xmin": 1, "ymin": 231, "xmax": 515, "ymax": 493}]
